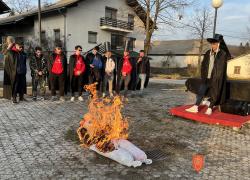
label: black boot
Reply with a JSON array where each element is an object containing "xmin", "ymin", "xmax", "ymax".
[
  {"xmin": 12, "ymin": 97, "xmax": 17, "ymax": 104},
  {"xmin": 19, "ymin": 94, "xmax": 27, "ymax": 101}
]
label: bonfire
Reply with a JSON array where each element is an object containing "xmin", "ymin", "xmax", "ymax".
[{"xmin": 77, "ymin": 83, "xmax": 152, "ymax": 167}]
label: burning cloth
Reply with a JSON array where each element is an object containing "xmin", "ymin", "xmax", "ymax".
[{"xmin": 77, "ymin": 83, "xmax": 152, "ymax": 167}]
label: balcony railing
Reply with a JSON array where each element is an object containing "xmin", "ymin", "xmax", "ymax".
[{"xmin": 100, "ymin": 17, "xmax": 134, "ymax": 32}]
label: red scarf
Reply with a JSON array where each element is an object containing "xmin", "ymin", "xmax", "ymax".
[
  {"xmin": 74, "ymin": 55, "xmax": 86, "ymax": 76},
  {"xmin": 122, "ymin": 56, "xmax": 132, "ymax": 75},
  {"xmin": 11, "ymin": 45, "xmax": 18, "ymax": 52},
  {"xmin": 52, "ymin": 54, "xmax": 63, "ymax": 74}
]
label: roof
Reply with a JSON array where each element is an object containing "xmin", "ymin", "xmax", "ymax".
[
  {"xmin": 0, "ymin": 0, "xmax": 148, "ymax": 27},
  {"xmin": 149, "ymin": 39, "xmax": 211, "ymax": 56},
  {"xmin": 0, "ymin": 0, "xmax": 10, "ymax": 14},
  {"xmin": 0, "ymin": 0, "xmax": 79, "ymax": 25},
  {"xmin": 126, "ymin": 0, "xmax": 153, "ymax": 28}
]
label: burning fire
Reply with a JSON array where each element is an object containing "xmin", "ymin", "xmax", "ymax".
[{"xmin": 77, "ymin": 83, "xmax": 129, "ymax": 153}]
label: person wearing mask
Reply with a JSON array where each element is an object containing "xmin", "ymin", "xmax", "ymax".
[
  {"xmin": 3, "ymin": 40, "xmax": 27, "ymax": 103},
  {"xmin": 48, "ymin": 44, "xmax": 67, "ymax": 101},
  {"xmin": 69, "ymin": 45, "xmax": 86, "ymax": 102},
  {"xmin": 102, "ymin": 42, "xmax": 115, "ymax": 97},
  {"xmin": 185, "ymin": 34, "xmax": 228, "ymax": 115},
  {"xmin": 3, "ymin": 36, "xmax": 15, "ymax": 99},
  {"xmin": 29, "ymin": 46, "xmax": 47, "ymax": 101}
]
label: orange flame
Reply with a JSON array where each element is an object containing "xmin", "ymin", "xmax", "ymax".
[{"xmin": 77, "ymin": 83, "xmax": 129, "ymax": 152}]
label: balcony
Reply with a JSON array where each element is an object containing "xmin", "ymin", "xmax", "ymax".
[{"xmin": 100, "ymin": 17, "xmax": 134, "ymax": 33}]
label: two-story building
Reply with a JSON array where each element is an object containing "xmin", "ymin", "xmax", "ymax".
[{"xmin": 0, "ymin": 0, "xmax": 146, "ymax": 55}]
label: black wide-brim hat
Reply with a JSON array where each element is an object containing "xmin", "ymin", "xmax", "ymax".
[{"xmin": 207, "ymin": 34, "xmax": 223, "ymax": 43}]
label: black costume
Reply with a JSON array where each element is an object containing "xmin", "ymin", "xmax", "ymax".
[
  {"xmin": 135, "ymin": 56, "xmax": 150, "ymax": 90},
  {"xmin": 3, "ymin": 47, "xmax": 27, "ymax": 100}
]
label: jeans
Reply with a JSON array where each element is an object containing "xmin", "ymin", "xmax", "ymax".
[
  {"xmin": 119, "ymin": 74, "xmax": 131, "ymax": 91},
  {"xmin": 136, "ymin": 73, "xmax": 146, "ymax": 90},
  {"xmin": 50, "ymin": 73, "xmax": 65, "ymax": 96},
  {"xmin": 103, "ymin": 73, "xmax": 114, "ymax": 94},
  {"xmin": 195, "ymin": 83, "xmax": 213, "ymax": 107},
  {"xmin": 32, "ymin": 76, "xmax": 46, "ymax": 97}
]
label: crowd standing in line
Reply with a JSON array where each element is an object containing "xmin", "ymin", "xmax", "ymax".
[{"xmin": 2, "ymin": 37, "xmax": 150, "ymax": 104}]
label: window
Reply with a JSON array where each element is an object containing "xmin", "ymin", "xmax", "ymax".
[
  {"xmin": 54, "ymin": 29, "xmax": 60, "ymax": 42},
  {"xmin": 111, "ymin": 34, "xmax": 125, "ymax": 50},
  {"xmin": 128, "ymin": 14, "xmax": 134, "ymax": 24},
  {"xmin": 234, "ymin": 66, "xmax": 241, "ymax": 74},
  {"xmin": 88, "ymin": 31, "xmax": 97, "ymax": 44},
  {"xmin": 128, "ymin": 37, "xmax": 136, "ymax": 50},
  {"xmin": 105, "ymin": 7, "xmax": 117, "ymax": 19},
  {"xmin": 41, "ymin": 31, "xmax": 46, "ymax": 43}
]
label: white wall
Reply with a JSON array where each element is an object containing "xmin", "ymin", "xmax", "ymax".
[
  {"xmin": 227, "ymin": 54, "xmax": 250, "ymax": 80},
  {"xmin": 66, "ymin": 0, "xmax": 145, "ymax": 52},
  {"xmin": 34, "ymin": 14, "xmax": 65, "ymax": 49}
]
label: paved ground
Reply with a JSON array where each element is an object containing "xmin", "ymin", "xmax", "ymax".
[{"xmin": 0, "ymin": 82, "xmax": 250, "ymax": 180}]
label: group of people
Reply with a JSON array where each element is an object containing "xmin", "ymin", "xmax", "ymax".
[{"xmin": 2, "ymin": 37, "xmax": 150, "ymax": 104}]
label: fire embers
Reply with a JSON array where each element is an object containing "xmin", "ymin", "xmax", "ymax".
[{"xmin": 77, "ymin": 83, "xmax": 129, "ymax": 153}]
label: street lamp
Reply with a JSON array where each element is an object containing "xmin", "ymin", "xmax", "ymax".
[{"xmin": 212, "ymin": 0, "xmax": 223, "ymax": 37}]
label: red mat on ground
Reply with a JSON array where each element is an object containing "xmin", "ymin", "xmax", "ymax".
[{"xmin": 170, "ymin": 105, "xmax": 250, "ymax": 127}]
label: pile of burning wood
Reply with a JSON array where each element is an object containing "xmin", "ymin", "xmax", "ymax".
[{"xmin": 77, "ymin": 83, "xmax": 152, "ymax": 167}]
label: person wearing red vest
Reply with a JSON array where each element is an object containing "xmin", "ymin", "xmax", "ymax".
[
  {"xmin": 48, "ymin": 44, "xmax": 67, "ymax": 101},
  {"xmin": 69, "ymin": 45, "xmax": 86, "ymax": 102}
]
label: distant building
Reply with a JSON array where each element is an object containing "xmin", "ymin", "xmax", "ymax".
[
  {"xmin": 148, "ymin": 40, "xmax": 210, "ymax": 68},
  {"xmin": 148, "ymin": 39, "xmax": 242, "ymax": 69},
  {"xmin": 0, "ymin": 0, "xmax": 147, "ymax": 55},
  {"xmin": 227, "ymin": 54, "xmax": 250, "ymax": 80}
]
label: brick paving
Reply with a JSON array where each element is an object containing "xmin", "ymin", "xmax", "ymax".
[{"xmin": 0, "ymin": 83, "xmax": 250, "ymax": 180}]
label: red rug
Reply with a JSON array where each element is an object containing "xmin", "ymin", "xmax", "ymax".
[{"xmin": 170, "ymin": 105, "xmax": 250, "ymax": 128}]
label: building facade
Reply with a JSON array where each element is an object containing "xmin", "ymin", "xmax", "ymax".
[{"xmin": 0, "ymin": 0, "xmax": 146, "ymax": 55}]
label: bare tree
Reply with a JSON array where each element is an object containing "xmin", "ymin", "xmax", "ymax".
[
  {"xmin": 130, "ymin": 0, "xmax": 192, "ymax": 54},
  {"xmin": 187, "ymin": 7, "xmax": 213, "ymax": 74},
  {"xmin": 5, "ymin": 0, "xmax": 35, "ymax": 14}
]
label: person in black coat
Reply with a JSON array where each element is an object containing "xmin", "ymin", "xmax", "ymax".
[
  {"xmin": 3, "ymin": 40, "xmax": 27, "ymax": 103},
  {"xmin": 69, "ymin": 45, "xmax": 86, "ymax": 101},
  {"xmin": 135, "ymin": 50, "xmax": 150, "ymax": 92},
  {"xmin": 48, "ymin": 44, "xmax": 67, "ymax": 101},
  {"xmin": 85, "ymin": 46, "xmax": 103, "ymax": 92},
  {"xmin": 186, "ymin": 34, "xmax": 228, "ymax": 115}
]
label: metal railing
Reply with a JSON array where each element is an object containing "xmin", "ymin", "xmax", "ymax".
[{"xmin": 100, "ymin": 17, "xmax": 134, "ymax": 31}]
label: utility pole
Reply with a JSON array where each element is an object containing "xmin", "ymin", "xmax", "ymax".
[{"xmin": 38, "ymin": 0, "xmax": 42, "ymax": 46}]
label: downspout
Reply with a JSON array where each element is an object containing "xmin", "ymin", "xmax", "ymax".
[{"xmin": 58, "ymin": 8, "xmax": 67, "ymax": 56}]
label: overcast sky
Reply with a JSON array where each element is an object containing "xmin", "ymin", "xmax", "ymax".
[{"xmin": 28, "ymin": 0, "xmax": 250, "ymax": 45}]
